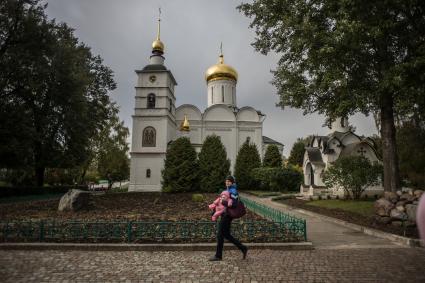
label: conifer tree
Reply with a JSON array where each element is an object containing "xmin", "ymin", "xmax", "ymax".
[
  {"xmin": 263, "ymin": 144, "xmax": 282, "ymax": 168},
  {"xmin": 198, "ymin": 135, "xmax": 230, "ymax": 192},
  {"xmin": 234, "ymin": 141, "xmax": 261, "ymax": 190},
  {"xmin": 161, "ymin": 137, "xmax": 199, "ymax": 192}
]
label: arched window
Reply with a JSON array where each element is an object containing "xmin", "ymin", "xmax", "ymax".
[
  {"xmin": 222, "ymin": 86, "xmax": 225, "ymax": 102},
  {"xmin": 168, "ymin": 97, "xmax": 172, "ymax": 112},
  {"xmin": 146, "ymin": 169, "xmax": 151, "ymax": 178},
  {"xmin": 246, "ymin": 137, "xmax": 251, "ymax": 143},
  {"xmin": 142, "ymin": 127, "xmax": 156, "ymax": 147},
  {"xmin": 147, "ymin": 93, "xmax": 156, "ymax": 109},
  {"xmin": 211, "ymin": 87, "xmax": 214, "ymax": 104}
]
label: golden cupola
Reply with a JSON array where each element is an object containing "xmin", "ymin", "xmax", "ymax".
[
  {"xmin": 205, "ymin": 52, "xmax": 238, "ymax": 83},
  {"xmin": 180, "ymin": 115, "xmax": 190, "ymax": 132},
  {"xmin": 152, "ymin": 13, "xmax": 164, "ymax": 54}
]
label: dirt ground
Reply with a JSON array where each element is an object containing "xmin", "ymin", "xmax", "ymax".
[{"xmin": 0, "ymin": 192, "xmax": 264, "ymax": 222}]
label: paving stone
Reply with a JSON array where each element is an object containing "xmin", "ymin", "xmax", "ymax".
[{"xmin": 0, "ymin": 248, "xmax": 424, "ymax": 282}]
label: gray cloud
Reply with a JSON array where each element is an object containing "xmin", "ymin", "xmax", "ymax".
[{"xmin": 45, "ymin": 0, "xmax": 378, "ymax": 156}]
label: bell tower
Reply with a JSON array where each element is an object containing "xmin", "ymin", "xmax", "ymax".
[{"xmin": 129, "ymin": 13, "xmax": 177, "ymax": 191}]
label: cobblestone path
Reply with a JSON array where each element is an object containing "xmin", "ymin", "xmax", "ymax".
[{"xmin": 1, "ymin": 248, "xmax": 425, "ymax": 282}]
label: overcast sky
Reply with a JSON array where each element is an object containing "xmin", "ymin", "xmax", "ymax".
[{"xmin": 45, "ymin": 0, "xmax": 378, "ymax": 156}]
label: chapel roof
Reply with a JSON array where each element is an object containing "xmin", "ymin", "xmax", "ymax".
[
  {"xmin": 305, "ymin": 147, "xmax": 325, "ymax": 165},
  {"xmin": 262, "ymin": 136, "xmax": 283, "ymax": 146}
]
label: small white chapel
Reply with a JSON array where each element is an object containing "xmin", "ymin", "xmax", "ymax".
[
  {"xmin": 129, "ymin": 18, "xmax": 283, "ymax": 192},
  {"xmin": 301, "ymin": 117, "xmax": 383, "ymax": 197}
]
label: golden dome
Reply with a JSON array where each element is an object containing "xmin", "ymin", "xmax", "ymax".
[
  {"xmin": 180, "ymin": 115, "xmax": 190, "ymax": 132},
  {"xmin": 205, "ymin": 54, "xmax": 238, "ymax": 83},
  {"xmin": 152, "ymin": 39, "xmax": 164, "ymax": 53}
]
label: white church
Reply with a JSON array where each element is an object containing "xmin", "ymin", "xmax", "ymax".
[
  {"xmin": 301, "ymin": 117, "xmax": 383, "ymax": 197},
  {"xmin": 129, "ymin": 19, "xmax": 283, "ymax": 192}
]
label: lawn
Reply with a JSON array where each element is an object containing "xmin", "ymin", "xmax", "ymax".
[{"xmin": 306, "ymin": 199, "xmax": 374, "ymax": 217}]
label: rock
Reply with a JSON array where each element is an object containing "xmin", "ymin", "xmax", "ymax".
[
  {"xmin": 413, "ymin": 190, "xmax": 423, "ymax": 198},
  {"xmin": 374, "ymin": 216, "xmax": 392, "ymax": 224},
  {"xmin": 390, "ymin": 208, "xmax": 408, "ymax": 221},
  {"xmin": 58, "ymin": 189, "xmax": 91, "ymax": 212},
  {"xmin": 384, "ymin": 192, "xmax": 399, "ymax": 203},
  {"xmin": 374, "ymin": 198, "xmax": 395, "ymax": 217},
  {"xmin": 391, "ymin": 221, "xmax": 403, "ymax": 227},
  {"xmin": 396, "ymin": 200, "xmax": 407, "ymax": 207},
  {"xmin": 396, "ymin": 205, "xmax": 405, "ymax": 212},
  {"xmin": 396, "ymin": 190, "xmax": 403, "ymax": 196},
  {"xmin": 400, "ymin": 193, "xmax": 415, "ymax": 202},
  {"xmin": 406, "ymin": 204, "xmax": 418, "ymax": 222}
]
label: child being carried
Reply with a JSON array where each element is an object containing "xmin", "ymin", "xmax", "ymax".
[{"xmin": 208, "ymin": 191, "xmax": 233, "ymax": 221}]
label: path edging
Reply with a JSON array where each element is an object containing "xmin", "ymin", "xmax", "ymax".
[{"xmin": 0, "ymin": 242, "xmax": 313, "ymax": 251}]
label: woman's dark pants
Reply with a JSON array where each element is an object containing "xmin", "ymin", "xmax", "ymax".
[{"xmin": 215, "ymin": 214, "xmax": 246, "ymax": 259}]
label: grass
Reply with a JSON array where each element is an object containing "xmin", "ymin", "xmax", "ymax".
[
  {"xmin": 245, "ymin": 190, "xmax": 282, "ymax": 198},
  {"xmin": 306, "ymin": 199, "xmax": 375, "ymax": 217},
  {"xmin": 0, "ymin": 193, "xmax": 64, "ymax": 204}
]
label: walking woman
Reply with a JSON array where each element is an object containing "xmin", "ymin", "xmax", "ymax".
[{"xmin": 208, "ymin": 176, "xmax": 248, "ymax": 261}]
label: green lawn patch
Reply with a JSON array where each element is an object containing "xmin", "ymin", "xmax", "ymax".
[
  {"xmin": 306, "ymin": 199, "xmax": 374, "ymax": 217},
  {"xmin": 245, "ymin": 190, "xmax": 282, "ymax": 198}
]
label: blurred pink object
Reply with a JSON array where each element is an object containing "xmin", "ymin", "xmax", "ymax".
[
  {"xmin": 208, "ymin": 191, "xmax": 233, "ymax": 221},
  {"xmin": 418, "ymin": 194, "xmax": 425, "ymax": 242}
]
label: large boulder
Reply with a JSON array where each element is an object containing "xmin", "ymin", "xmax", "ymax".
[
  {"xmin": 413, "ymin": 190, "xmax": 423, "ymax": 199},
  {"xmin": 405, "ymin": 204, "xmax": 418, "ymax": 223},
  {"xmin": 390, "ymin": 208, "xmax": 408, "ymax": 221},
  {"xmin": 374, "ymin": 198, "xmax": 395, "ymax": 217},
  {"xmin": 58, "ymin": 189, "xmax": 91, "ymax": 212},
  {"xmin": 400, "ymin": 193, "xmax": 415, "ymax": 203},
  {"xmin": 384, "ymin": 192, "xmax": 398, "ymax": 203}
]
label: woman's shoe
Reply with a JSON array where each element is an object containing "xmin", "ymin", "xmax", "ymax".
[{"xmin": 242, "ymin": 246, "xmax": 248, "ymax": 259}]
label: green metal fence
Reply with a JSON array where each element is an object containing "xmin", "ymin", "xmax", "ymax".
[{"xmin": 0, "ymin": 197, "xmax": 307, "ymax": 243}]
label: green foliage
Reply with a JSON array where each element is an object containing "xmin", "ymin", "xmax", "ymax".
[
  {"xmin": 306, "ymin": 200, "xmax": 374, "ymax": 217},
  {"xmin": 234, "ymin": 141, "xmax": 261, "ymax": 190},
  {"xmin": 322, "ymin": 156, "xmax": 383, "ymax": 199},
  {"xmin": 251, "ymin": 167, "xmax": 302, "ymax": 192},
  {"xmin": 287, "ymin": 138, "xmax": 309, "ymax": 167},
  {"xmin": 191, "ymin": 193, "xmax": 204, "ymax": 202},
  {"xmin": 161, "ymin": 137, "xmax": 199, "ymax": 193},
  {"xmin": 0, "ymin": 0, "xmax": 118, "ymax": 186},
  {"xmin": 396, "ymin": 122, "xmax": 425, "ymax": 188},
  {"xmin": 198, "ymin": 135, "xmax": 230, "ymax": 192},
  {"xmin": 238, "ymin": 0, "xmax": 425, "ymax": 192},
  {"xmin": 263, "ymin": 145, "xmax": 282, "ymax": 167}
]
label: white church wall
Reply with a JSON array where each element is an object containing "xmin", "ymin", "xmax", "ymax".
[
  {"xmin": 204, "ymin": 105, "xmax": 236, "ymax": 121},
  {"xmin": 237, "ymin": 107, "xmax": 260, "ymax": 122},
  {"xmin": 131, "ymin": 117, "xmax": 169, "ymax": 153},
  {"xmin": 340, "ymin": 133, "xmax": 361, "ymax": 145},
  {"xmin": 207, "ymin": 79, "xmax": 236, "ymax": 107},
  {"xmin": 129, "ymin": 153, "xmax": 164, "ymax": 192},
  {"xmin": 175, "ymin": 105, "xmax": 202, "ymax": 121}
]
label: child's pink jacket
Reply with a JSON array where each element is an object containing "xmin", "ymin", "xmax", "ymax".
[{"xmin": 208, "ymin": 191, "xmax": 233, "ymax": 221}]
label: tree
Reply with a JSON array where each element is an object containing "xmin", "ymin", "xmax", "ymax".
[
  {"xmin": 263, "ymin": 144, "xmax": 282, "ymax": 167},
  {"xmin": 198, "ymin": 135, "xmax": 230, "ymax": 192},
  {"xmin": 0, "ymin": 0, "xmax": 117, "ymax": 186},
  {"xmin": 251, "ymin": 166, "xmax": 302, "ymax": 192},
  {"xmin": 287, "ymin": 138, "xmax": 309, "ymax": 167},
  {"xmin": 97, "ymin": 115, "xmax": 130, "ymax": 189},
  {"xmin": 322, "ymin": 156, "xmax": 383, "ymax": 199},
  {"xmin": 161, "ymin": 137, "xmax": 199, "ymax": 192},
  {"xmin": 234, "ymin": 141, "xmax": 261, "ymax": 190},
  {"xmin": 238, "ymin": 1, "xmax": 425, "ymax": 192}
]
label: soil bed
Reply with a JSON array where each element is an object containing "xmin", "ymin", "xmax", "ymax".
[
  {"xmin": 0, "ymin": 192, "xmax": 264, "ymax": 221},
  {"xmin": 275, "ymin": 198, "xmax": 419, "ymax": 239}
]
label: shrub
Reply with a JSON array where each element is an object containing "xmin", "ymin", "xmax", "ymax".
[
  {"xmin": 251, "ymin": 167, "xmax": 303, "ymax": 192},
  {"xmin": 234, "ymin": 141, "xmax": 261, "ymax": 190},
  {"xmin": 198, "ymin": 135, "xmax": 230, "ymax": 192},
  {"xmin": 263, "ymin": 145, "xmax": 282, "ymax": 167},
  {"xmin": 161, "ymin": 137, "xmax": 199, "ymax": 193},
  {"xmin": 192, "ymin": 193, "xmax": 204, "ymax": 202},
  {"xmin": 322, "ymin": 155, "xmax": 382, "ymax": 200}
]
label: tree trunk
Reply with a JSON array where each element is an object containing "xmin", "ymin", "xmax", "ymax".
[
  {"xmin": 380, "ymin": 94, "xmax": 400, "ymax": 192},
  {"xmin": 35, "ymin": 166, "xmax": 45, "ymax": 187}
]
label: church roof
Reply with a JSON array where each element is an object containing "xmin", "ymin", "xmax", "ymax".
[
  {"xmin": 305, "ymin": 147, "xmax": 325, "ymax": 165},
  {"xmin": 262, "ymin": 136, "xmax": 283, "ymax": 146}
]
